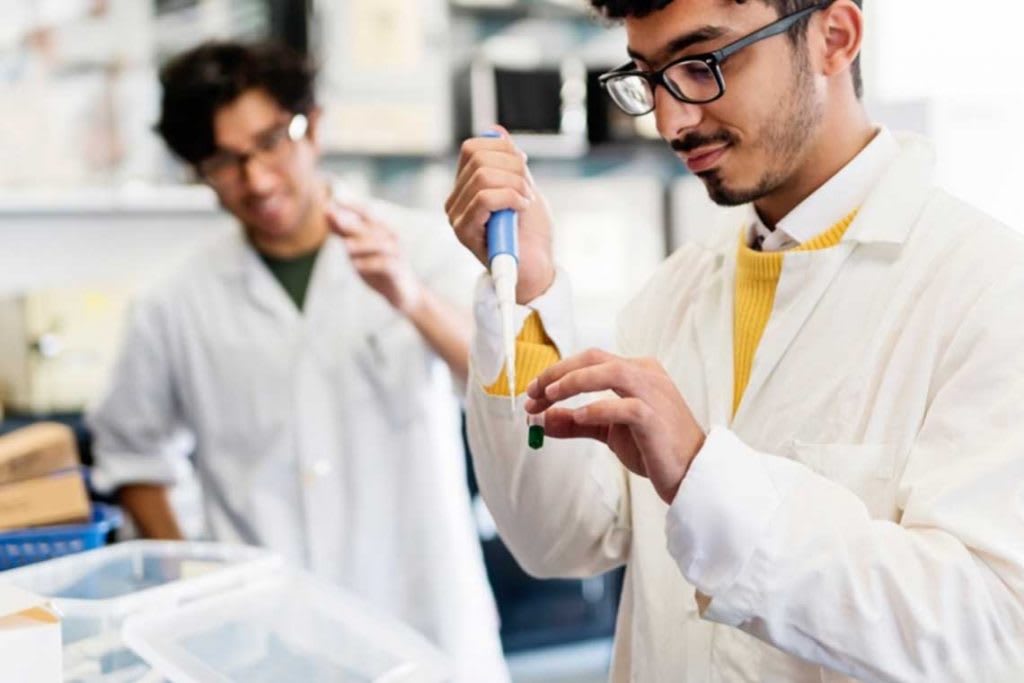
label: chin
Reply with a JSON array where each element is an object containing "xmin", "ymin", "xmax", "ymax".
[
  {"xmin": 699, "ymin": 168, "xmax": 774, "ymax": 207},
  {"xmin": 246, "ymin": 217, "xmax": 295, "ymax": 242}
]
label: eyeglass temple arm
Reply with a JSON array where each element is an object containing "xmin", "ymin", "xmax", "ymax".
[{"xmin": 712, "ymin": 1, "xmax": 829, "ymax": 63}]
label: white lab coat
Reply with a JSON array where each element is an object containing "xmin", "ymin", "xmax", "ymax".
[
  {"xmin": 466, "ymin": 133, "xmax": 1024, "ymax": 682},
  {"xmin": 88, "ymin": 189, "xmax": 509, "ymax": 682}
]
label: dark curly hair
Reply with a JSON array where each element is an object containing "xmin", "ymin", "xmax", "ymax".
[
  {"xmin": 155, "ymin": 40, "xmax": 317, "ymax": 165},
  {"xmin": 589, "ymin": 0, "xmax": 864, "ymax": 98}
]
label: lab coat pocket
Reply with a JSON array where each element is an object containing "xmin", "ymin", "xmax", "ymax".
[
  {"xmin": 353, "ymin": 322, "xmax": 429, "ymax": 429},
  {"xmin": 791, "ymin": 441, "xmax": 900, "ymax": 520}
]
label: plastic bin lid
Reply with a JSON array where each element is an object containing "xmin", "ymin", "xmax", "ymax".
[
  {"xmin": 123, "ymin": 570, "xmax": 452, "ymax": 683},
  {"xmin": 0, "ymin": 540, "xmax": 281, "ymax": 616}
]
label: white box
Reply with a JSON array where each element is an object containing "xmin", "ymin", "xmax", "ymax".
[{"xmin": 0, "ymin": 583, "xmax": 62, "ymax": 683}]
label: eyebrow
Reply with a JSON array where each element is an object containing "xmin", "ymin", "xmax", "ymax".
[
  {"xmin": 213, "ymin": 119, "xmax": 287, "ymax": 155},
  {"xmin": 627, "ymin": 25, "xmax": 730, "ymax": 66}
]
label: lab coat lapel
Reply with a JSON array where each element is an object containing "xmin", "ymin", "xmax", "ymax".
[
  {"xmin": 692, "ymin": 252, "xmax": 736, "ymax": 429},
  {"xmin": 239, "ymin": 241, "xmax": 302, "ymax": 325},
  {"xmin": 732, "ymin": 133, "xmax": 936, "ymax": 423},
  {"xmin": 733, "ymin": 241, "xmax": 856, "ymax": 423},
  {"xmin": 302, "ymin": 235, "xmax": 357, "ymax": 334}
]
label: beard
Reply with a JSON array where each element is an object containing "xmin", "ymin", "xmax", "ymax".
[{"xmin": 672, "ymin": 49, "xmax": 823, "ymax": 207}]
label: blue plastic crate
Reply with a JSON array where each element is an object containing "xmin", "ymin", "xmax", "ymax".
[{"xmin": 0, "ymin": 504, "xmax": 123, "ymax": 571}]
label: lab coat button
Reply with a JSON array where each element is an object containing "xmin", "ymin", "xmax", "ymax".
[{"xmin": 303, "ymin": 459, "xmax": 333, "ymax": 486}]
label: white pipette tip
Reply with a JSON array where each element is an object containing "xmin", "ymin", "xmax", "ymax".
[{"xmin": 492, "ymin": 254, "xmax": 518, "ymax": 416}]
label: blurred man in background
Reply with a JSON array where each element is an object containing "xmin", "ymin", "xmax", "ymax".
[{"xmin": 89, "ymin": 40, "xmax": 507, "ymax": 681}]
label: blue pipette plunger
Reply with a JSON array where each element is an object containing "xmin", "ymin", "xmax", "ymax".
[{"xmin": 482, "ymin": 130, "xmax": 519, "ymax": 414}]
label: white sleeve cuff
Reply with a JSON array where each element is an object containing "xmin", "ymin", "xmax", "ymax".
[
  {"xmin": 89, "ymin": 450, "xmax": 192, "ymax": 495},
  {"xmin": 665, "ymin": 427, "xmax": 790, "ymax": 602},
  {"xmin": 471, "ymin": 267, "xmax": 576, "ymax": 385}
]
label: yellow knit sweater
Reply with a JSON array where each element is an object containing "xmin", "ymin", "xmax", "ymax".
[
  {"xmin": 484, "ymin": 310, "xmax": 561, "ymax": 396},
  {"xmin": 485, "ymin": 210, "xmax": 859, "ymax": 406},
  {"xmin": 732, "ymin": 210, "xmax": 858, "ymax": 415}
]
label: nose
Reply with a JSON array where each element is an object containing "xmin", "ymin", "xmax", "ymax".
[
  {"xmin": 654, "ymin": 86, "xmax": 704, "ymax": 142},
  {"xmin": 241, "ymin": 155, "xmax": 277, "ymax": 194}
]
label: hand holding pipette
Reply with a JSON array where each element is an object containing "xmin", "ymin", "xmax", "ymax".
[
  {"xmin": 481, "ymin": 130, "xmax": 519, "ymax": 414},
  {"xmin": 444, "ymin": 128, "xmax": 557, "ymax": 411}
]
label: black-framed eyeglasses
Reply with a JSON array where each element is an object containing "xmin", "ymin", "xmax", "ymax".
[
  {"xmin": 599, "ymin": 1, "xmax": 829, "ymax": 116},
  {"xmin": 196, "ymin": 113, "xmax": 309, "ymax": 187}
]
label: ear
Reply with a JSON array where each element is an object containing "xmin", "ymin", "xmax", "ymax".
[{"xmin": 818, "ymin": 0, "xmax": 863, "ymax": 86}]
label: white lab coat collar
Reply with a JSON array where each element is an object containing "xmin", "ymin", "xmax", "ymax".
[
  {"xmin": 841, "ymin": 132, "xmax": 936, "ymax": 246},
  {"xmin": 754, "ymin": 127, "xmax": 900, "ymax": 247},
  {"xmin": 691, "ymin": 130, "xmax": 936, "ymax": 256},
  {"xmin": 210, "ymin": 230, "xmax": 354, "ymax": 325},
  {"xmin": 211, "ymin": 179, "xmax": 362, "ymax": 321}
]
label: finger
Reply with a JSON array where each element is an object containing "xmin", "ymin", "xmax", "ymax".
[
  {"xmin": 538, "ymin": 407, "xmax": 610, "ymax": 443},
  {"xmin": 332, "ymin": 199, "xmax": 376, "ymax": 221},
  {"xmin": 447, "ymin": 150, "xmax": 520, "ymax": 217},
  {"xmin": 452, "ymin": 188, "xmax": 532, "ymax": 241},
  {"xmin": 448, "ymin": 162, "xmax": 531, "ymax": 221},
  {"xmin": 452, "ymin": 151, "xmax": 530, "ymax": 205},
  {"xmin": 447, "ymin": 167, "xmax": 533, "ymax": 228},
  {"xmin": 327, "ymin": 205, "xmax": 371, "ymax": 238},
  {"xmin": 455, "ymin": 133, "xmax": 522, "ymax": 176},
  {"xmin": 542, "ymin": 361, "xmax": 644, "ymax": 405},
  {"xmin": 350, "ymin": 254, "xmax": 392, "ymax": 274},
  {"xmin": 571, "ymin": 397, "xmax": 651, "ymax": 428},
  {"xmin": 526, "ymin": 349, "xmax": 617, "ymax": 401},
  {"xmin": 344, "ymin": 240, "xmax": 397, "ymax": 259}
]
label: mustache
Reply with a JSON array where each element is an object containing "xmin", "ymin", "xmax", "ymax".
[{"xmin": 670, "ymin": 131, "xmax": 736, "ymax": 154}]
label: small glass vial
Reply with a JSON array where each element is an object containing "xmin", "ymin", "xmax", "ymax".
[{"xmin": 527, "ymin": 413, "xmax": 545, "ymax": 450}]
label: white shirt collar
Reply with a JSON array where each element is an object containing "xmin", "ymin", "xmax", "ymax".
[{"xmin": 748, "ymin": 126, "xmax": 900, "ymax": 251}]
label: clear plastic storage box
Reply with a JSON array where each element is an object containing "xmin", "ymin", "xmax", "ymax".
[
  {"xmin": 0, "ymin": 540, "xmax": 281, "ymax": 682},
  {"xmin": 123, "ymin": 570, "xmax": 452, "ymax": 683}
]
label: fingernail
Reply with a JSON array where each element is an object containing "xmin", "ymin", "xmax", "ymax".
[
  {"xmin": 545, "ymin": 382, "xmax": 559, "ymax": 399},
  {"xmin": 527, "ymin": 379, "xmax": 538, "ymax": 397}
]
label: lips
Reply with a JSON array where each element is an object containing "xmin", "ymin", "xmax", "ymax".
[
  {"xmin": 248, "ymin": 194, "xmax": 285, "ymax": 223},
  {"xmin": 683, "ymin": 145, "xmax": 729, "ymax": 173}
]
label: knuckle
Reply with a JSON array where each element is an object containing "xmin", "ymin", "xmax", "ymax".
[
  {"xmin": 473, "ymin": 166, "xmax": 504, "ymax": 192},
  {"xmin": 630, "ymin": 400, "xmax": 650, "ymax": 422}
]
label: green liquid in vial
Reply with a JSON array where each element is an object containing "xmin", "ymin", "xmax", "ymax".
[{"xmin": 528, "ymin": 425, "xmax": 545, "ymax": 450}]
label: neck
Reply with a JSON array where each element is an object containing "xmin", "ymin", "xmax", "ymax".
[
  {"xmin": 249, "ymin": 180, "xmax": 330, "ymax": 259},
  {"xmin": 755, "ymin": 98, "xmax": 875, "ymax": 229}
]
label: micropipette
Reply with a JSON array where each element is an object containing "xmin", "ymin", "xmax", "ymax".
[{"xmin": 482, "ymin": 130, "xmax": 519, "ymax": 415}]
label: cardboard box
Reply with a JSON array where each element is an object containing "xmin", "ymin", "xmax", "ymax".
[
  {"xmin": 0, "ymin": 422, "xmax": 79, "ymax": 485},
  {"xmin": 0, "ymin": 584, "xmax": 62, "ymax": 683},
  {"xmin": 0, "ymin": 470, "xmax": 90, "ymax": 532}
]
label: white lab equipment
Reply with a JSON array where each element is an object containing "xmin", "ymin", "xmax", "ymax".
[
  {"xmin": 122, "ymin": 570, "xmax": 452, "ymax": 683},
  {"xmin": 1, "ymin": 540, "xmax": 280, "ymax": 682}
]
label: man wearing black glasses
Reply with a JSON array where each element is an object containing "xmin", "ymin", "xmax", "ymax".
[
  {"xmin": 88, "ymin": 40, "xmax": 508, "ymax": 681},
  {"xmin": 448, "ymin": 0, "xmax": 1024, "ymax": 680}
]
